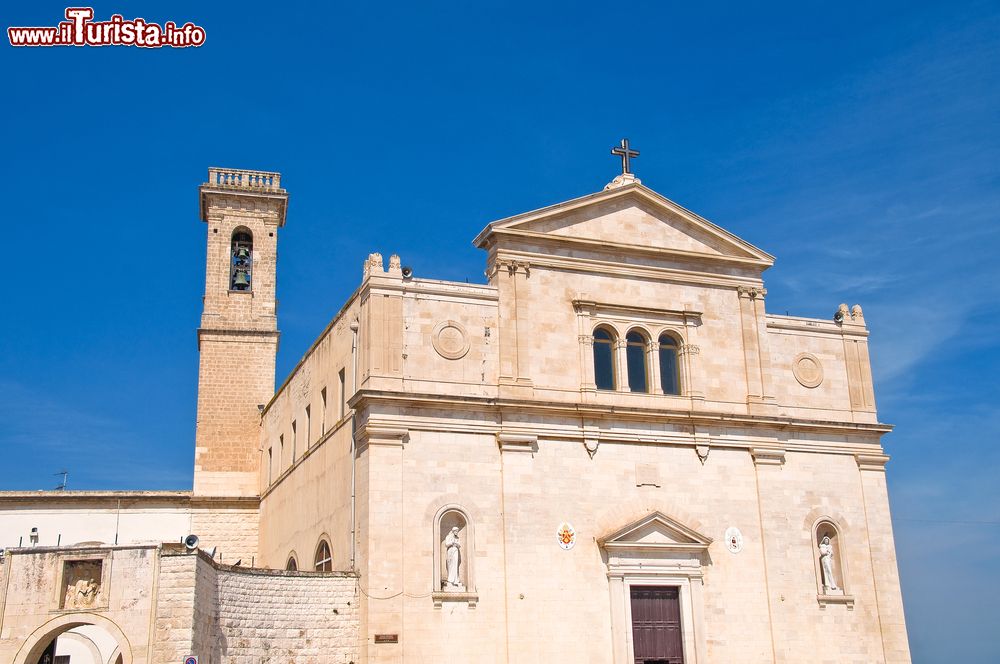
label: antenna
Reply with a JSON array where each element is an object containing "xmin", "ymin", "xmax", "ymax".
[{"xmin": 54, "ymin": 470, "xmax": 68, "ymax": 491}]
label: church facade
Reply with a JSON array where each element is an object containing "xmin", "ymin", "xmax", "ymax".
[{"xmin": 0, "ymin": 161, "xmax": 910, "ymax": 663}]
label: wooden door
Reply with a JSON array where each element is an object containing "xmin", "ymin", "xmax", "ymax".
[{"xmin": 630, "ymin": 585, "xmax": 684, "ymax": 664}]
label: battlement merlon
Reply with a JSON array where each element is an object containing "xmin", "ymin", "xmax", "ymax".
[{"xmin": 199, "ymin": 167, "xmax": 289, "ymax": 227}]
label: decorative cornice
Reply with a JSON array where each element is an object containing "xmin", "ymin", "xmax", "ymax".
[
  {"xmin": 199, "ymin": 167, "xmax": 288, "ymax": 226},
  {"xmin": 498, "ymin": 250, "xmax": 764, "ymax": 289},
  {"xmin": 350, "ymin": 389, "xmax": 895, "ymax": 439},
  {"xmin": 572, "ymin": 299, "xmax": 702, "ymax": 321}
]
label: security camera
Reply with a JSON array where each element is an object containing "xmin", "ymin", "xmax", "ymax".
[
  {"xmin": 183, "ymin": 534, "xmax": 200, "ymax": 551},
  {"xmin": 833, "ymin": 311, "xmax": 844, "ymax": 323},
  {"xmin": 401, "ymin": 266, "xmax": 413, "ymax": 279}
]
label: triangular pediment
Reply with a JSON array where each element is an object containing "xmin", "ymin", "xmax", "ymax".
[
  {"xmin": 599, "ymin": 511, "xmax": 713, "ymax": 552},
  {"xmin": 474, "ymin": 183, "xmax": 773, "ymax": 268}
]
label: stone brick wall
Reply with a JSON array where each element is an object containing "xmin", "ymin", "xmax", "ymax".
[
  {"xmin": 208, "ymin": 566, "xmax": 359, "ymax": 664},
  {"xmin": 153, "ymin": 548, "xmax": 359, "ymax": 664},
  {"xmin": 152, "ymin": 550, "xmax": 200, "ymax": 663}
]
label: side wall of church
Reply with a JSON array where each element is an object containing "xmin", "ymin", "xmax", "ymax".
[{"xmin": 258, "ymin": 295, "xmax": 362, "ymax": 572}]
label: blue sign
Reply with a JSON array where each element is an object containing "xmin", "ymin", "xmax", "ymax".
[{"xmin": 184, "ymin": 657, "xmax": 198, "ymax": 664}]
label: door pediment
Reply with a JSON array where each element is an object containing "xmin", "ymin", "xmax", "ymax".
[{"xmin": 599, "ymin": 511, "xmax": 712, "ymax": 554}]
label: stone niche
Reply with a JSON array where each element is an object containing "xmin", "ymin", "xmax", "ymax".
[
  {"xmin": 432, "ymin": 506, "xmax": 477, "ymax": 608},
  {"xmin": 60, "ymin": 559, "xmax": 105, "ymax": 610}
]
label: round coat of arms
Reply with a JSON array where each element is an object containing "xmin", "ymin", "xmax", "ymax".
[
  {"xmin": 724, "ymin": 526, "xmax": 743, "ymax": 554},
  {"xmin": 557, "ymin": 522, "xmax": 576, "ymax": 550}
]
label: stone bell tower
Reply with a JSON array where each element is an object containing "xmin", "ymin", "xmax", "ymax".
[{"xmin": 193, "ymin": 168, "xmax": 288, "ymax": 496}]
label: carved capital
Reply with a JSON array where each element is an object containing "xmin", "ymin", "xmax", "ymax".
[
  {"xmin": 491, "ymin": 258, "xmax": 530, "ymax": 278},
  {"xmin": 578, "ymin": 334, "xmax": 594, "ymax": 347},
  {"xmin": 737, "ymin": 286, "xmax": 767, "ymax": 300},
  {"xmin": 679, "ymin": 344, "xmax": 700, "ymax": 356}
]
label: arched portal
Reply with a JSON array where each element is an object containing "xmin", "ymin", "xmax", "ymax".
[{"xmin": 13, "ymin": 613, "xmax": 132, "ymax": 664}]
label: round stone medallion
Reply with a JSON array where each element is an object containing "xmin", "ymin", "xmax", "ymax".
[
  {"xmin": 431, "ymin": 320, "xmax": 470, "ymax": 360},
  {"xmin": 792, "ymin": 353, "xmax": 824, "ymax": 388}
]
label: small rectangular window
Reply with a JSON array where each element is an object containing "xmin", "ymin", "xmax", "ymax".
[
  {"xmin": 267, "ymin": 447, "xmax": 273, "ymax": 485},
  {"xmin": 338, "ymin": 368, "xmax": 346, "ymax": 420},
  {"xmin": 279, "ymin": 434, "xmax": 284, "ymax": 471},
  {"xmin": 320, "ymin": 387, "xmax": 327, "ymax": 434},
  {"xmin": 291, "ymin": 420, "xmax": 297, "ymax": 463},
  {"xmin": 305, "ymin": 405, "xmax": 311, "ymax": 448}
]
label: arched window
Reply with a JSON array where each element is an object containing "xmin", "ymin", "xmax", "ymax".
[
  {"xmin": 230, "ymin": 228, "xmax": 253, "ymax": 291},
  {"xmin": 626, "ymin": 330, "xmax": 650, "ymax": 392},
  {"xmin": 285, "ymin": 554, "xmax": 298, "ymax": 571},
  {"xmin": 658, "ymin": 334, "xmax": 681, "ymax": 395},
  {"xmin": 593, "ymin": 327, "xmax": 617, "ymax": 390},
  {"xmin": 314, "ymin": 539, "xmax": 332, "ymax": 572}
]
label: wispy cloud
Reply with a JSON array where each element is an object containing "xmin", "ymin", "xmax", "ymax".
[{"xmin": 0, "ymin": 381, "xmax": 190, "ymax": 490}]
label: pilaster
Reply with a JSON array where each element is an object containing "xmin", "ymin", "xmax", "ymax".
[
  {"xmin": 356, "ymin": 425, "xmax": 408, "ymax": 664},
  {"xmin": 856, "ymin": 453, "xmax": 911, "ymax": 663}
]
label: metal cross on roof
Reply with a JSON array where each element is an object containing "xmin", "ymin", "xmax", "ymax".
[{"xmin": 611, "ymin": 138, "xmax": 639, "ymax": 175}]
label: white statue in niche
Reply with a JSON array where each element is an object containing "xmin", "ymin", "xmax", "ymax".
[
  {"xmin": 443, "ymin": 526, "xmax": 464, "ymax": 591},
  {"xmin": 819, "ymin": 535, "xmax": 840, "ymax": 593}
]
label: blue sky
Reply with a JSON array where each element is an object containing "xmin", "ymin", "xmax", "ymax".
[{"xmin": 2, "ymin": 1, "xmax": 998, "ymax": 660}]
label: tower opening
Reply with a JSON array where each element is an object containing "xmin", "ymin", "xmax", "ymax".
[{"xmin": 230, "ymin": 229, "xmax": 253, "ymax": 291}]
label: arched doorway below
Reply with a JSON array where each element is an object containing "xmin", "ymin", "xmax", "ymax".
[{"xmin": 17, "ymin": 616, "xmax": 130, "ymax": 664}]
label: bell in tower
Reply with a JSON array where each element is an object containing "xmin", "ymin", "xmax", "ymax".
[{"xmin": 230, "ymin": 230, "xmax": 253, "ymax": 291}]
